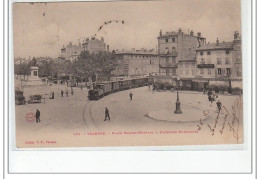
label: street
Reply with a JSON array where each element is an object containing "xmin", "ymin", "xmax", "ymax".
[{"xmin": 15, "ymin": 84, "xmax": 243, "ymax": 147}]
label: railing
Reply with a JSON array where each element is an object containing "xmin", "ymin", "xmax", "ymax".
[{"xmin": 197, "ymin": 64, "xmax": 215, "ymax": 68}]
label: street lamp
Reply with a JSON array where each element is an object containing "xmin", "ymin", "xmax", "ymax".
[{"xmin": 174, "ymin": 76, "xmax": 182, "ymax": 114}]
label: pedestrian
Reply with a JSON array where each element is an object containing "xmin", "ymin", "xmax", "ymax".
[
  {"xmin": 210, "ymin": 95, "xmax": 213, "ymax": 103},
  {"xmin": 148, "ymin": 83, "xmax": 150, "ymax": 90},
  {"xmin": 35, "ymin": 109, "xmax": 40, "ymax": 123},
  {"xmin": 203, "ymin": 88, "xmax": 206, "ymax": 95},
  {"xmin": 129, "ymin": 92, "xmax": 133, "ymax": 100},
  {"xmin": 61, "ymin": 90, "xmax": 64, "ymax": 97},
  {"xmin": 104, "ymin": 107, "xmax": 110, "ymax": 121},
  {"xmin": 212, "ymin": 93, "xmax": 216, "ymax": 101},
  {"xmin": 208, "ymin": 90, "xmax": 212, "ymax": 102},
  {"xmin": 216, "ymin": 100, "xmax": 222, "ymax": 112},
  {"xmin": 65, "ymin": 89, "xmax": 68, "ymax": 97},
  {"xmin": 81, "ymin": 85, "xmax": 83, "ymax": 91},
  {"xmin": 71, "ymin": 88, "xmax": 74, "ymax": 95},
  {"xmin": 52, "ymin": 91, "xmax": 55, "ymax": 99}
]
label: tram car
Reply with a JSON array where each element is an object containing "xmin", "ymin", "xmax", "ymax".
[{"xmin": 88, "ymin": 77, "xmax": 151, "ymax": 100}]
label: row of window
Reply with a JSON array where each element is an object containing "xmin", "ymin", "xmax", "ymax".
[
  {"xmin": 165, "ymin": 38, "xmax": 176, "ymax": 43},
  {"xmin": 199, "ymin": 50, "xmax": 230, "ymax": 56},
  {"xmin": 165, "ymin": 69, "xmax": 176, "ymax": 76},
  {"xmin": 178, "ymin": 68, "xmax": 231, "ymax": 76},
  {"xmin": 199, "ymin": 57, "xmax": 230, "ymax": 65},
  {"xmin": 130, "ymin": 55, "xmax": 157, "ymax": 59},
  {"xmin": 217, "ymin": 68, "xmax": 231, "ymax": 76},
  {"xmin": 130, "ymin": 59, "xmax": 158, "ymax": 65},
  {"xmin": 179, "ymin": 69, "xmax": 196, "ymax": 76}
]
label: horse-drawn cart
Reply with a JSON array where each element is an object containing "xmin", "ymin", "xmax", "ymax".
[{"xmin": 27, "ymin": 94, "xmax": 42, "ymax": 104}]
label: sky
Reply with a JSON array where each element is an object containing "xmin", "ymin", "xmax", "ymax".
[{"xmin": 12, "ymin": 0, "xmax": 241, "ymax": 59}]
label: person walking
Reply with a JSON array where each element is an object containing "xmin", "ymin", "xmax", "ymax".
[
  {"xmin": 212, "ymin": 93, "xmax": 216, "ymax": 101},
  {"xmin": 61, "ymin": 90, "xmax": 64, "ymax": 97},
  {"xmin": 52, "ymin": 91, "xmax": 55, "ymax": 99},
  {"xmin": 216, "ymin": 100, "xmax": 222, "ymax": 113},
  {"xmin": 65, "ymin": 89, "xmax": 68, "ymax": 97},
  {"xmin": 208, "ymin": 90, "xmax": 212, "ymax": 102},
  {"xmin": 81, "ymin": 85, "xmax": 83, "ymax": 91},
  {"xmin": 71, "ymin": 88, "xmax": 74, "ymax": 95},
  {"xmin": 35, "ymin": 109, "xmax": 40, "ymax": 123},
  {"xmin": 104, "ymin": 107, "xmax": 110, "ymax": 121},
  {"xmin": 203, "ymin": 88, "xmax": 206, "ymax": 95},
  {"xmin": 129, "ymin": 92, "xmax": 133, "ymax": 100}
]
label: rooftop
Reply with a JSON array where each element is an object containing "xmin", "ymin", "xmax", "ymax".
[
  {"xmin": 158, "ymin": 30, "xmax": 205, "ymax": 39},
  {"xmin": 116, "ymin": 50, "xmax": 158, "ymax": 56},
  {"xmin": 196, "ymin": 42, "xmax": 234, "ymax": 51}
]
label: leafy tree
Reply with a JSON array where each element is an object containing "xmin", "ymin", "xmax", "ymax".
[
  {"xmin": 14, "ymin": 63, "xmax": 30, "ymax": 79},
  {"xmin": 75, "ymin": 50, "xmax": 118, "ymax": 81}
]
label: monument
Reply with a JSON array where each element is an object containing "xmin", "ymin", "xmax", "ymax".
[{"xmin": 25, "ymin": 66, "xmax": 44, "ymax": 86}]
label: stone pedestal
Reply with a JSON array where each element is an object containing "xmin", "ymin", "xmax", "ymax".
[{"xmin": 25, "ymin": 66, "xmax": 44, "ymax": 86}]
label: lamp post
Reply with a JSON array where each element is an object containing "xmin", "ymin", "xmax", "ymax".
[{"xmin": 174, "ymin": 76, "xmax": 182, "ymax": 114}]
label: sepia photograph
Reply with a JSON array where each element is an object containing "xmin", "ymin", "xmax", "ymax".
[{"xmin": 12, "ymin": 0, "xmax": 243, "ymax": 148}]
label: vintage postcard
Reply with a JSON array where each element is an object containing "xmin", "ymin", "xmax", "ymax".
[{"xmin": 12, "ymin": 0, "xmax": 243, "ymax": 148}]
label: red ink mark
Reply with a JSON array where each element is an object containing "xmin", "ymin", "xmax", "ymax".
[{"xmin": 25, "ymin": 112, "xmax": 35, "ymax": 122}]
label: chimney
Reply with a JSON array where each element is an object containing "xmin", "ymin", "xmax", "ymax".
[
  {"xmin": 178, "ymin": 28, "xmax": 182, "ymax": 34},
  {"xmin": 234, "ymin": 31, "xmax": 239, "ymax": 40},
  {"xmin": 107, "ymin": 45, "xmax": 109, "ymax": 52},
  {"xmin": 159, "ymin": 30, "xmax": 162, "ymax": 37},
  {"xmin": 197, "ymin": 32, "xmax": 201, "ymax": 37},
  {"xmin": 190, "ymin": 30, "xmax": 194, "ymax": 36},
  {"xmin": 101, "ymin": 37, "xmax": 104, "ymax": 42},
  {"xmin": 216, "ymin": 38, "xmax": 219, "ymax": 46}
]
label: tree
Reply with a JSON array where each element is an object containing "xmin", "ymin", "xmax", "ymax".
[
  {"xmin": 75, "ymin": 50, "xmax": 118, "ymax": 81},
  {"xmin": 14, "ymin": 63, "xmax": 30, "ymax": 79}
]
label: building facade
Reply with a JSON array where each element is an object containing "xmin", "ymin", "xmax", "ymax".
[
  {"xmin": 82, "ymin": 37, "xmax": 107, "ymax": 54},
  {"xmin": 60, "ymin": 37, "xmax": 107, "ymax": 61},
  {"xmin": 157, "ymin": 29, "xmax": 206, "ymax": 77},
  {"xmin": 112, "ymin": 49, "xmax": 159, "ymax": 77},
  {"xmin": 195, "ymin": 32, "xmax": 242, "ymax": 80},
  {"xmin": 60, "ymin": 42, "xmax": 83, "ymax": 61},
  {"xmin": 178, "ymin": 60, "xmax": 197, "ymax": 78}
]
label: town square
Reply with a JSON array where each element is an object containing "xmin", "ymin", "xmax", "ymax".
[{"xmin": 12, "ymin": 1, "xmax": 243, "ymax": 147}]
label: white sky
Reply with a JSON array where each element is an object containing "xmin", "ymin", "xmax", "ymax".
[{"xmin": 12, "ymin": 0, "xmax": 241, "ymax": 58}]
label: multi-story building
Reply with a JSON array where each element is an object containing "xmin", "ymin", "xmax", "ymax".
[
  {"xmin": 194, "ymin": 31, "xmax": 242, "ymax": 89},
  {"xmin": 112, "ymin": 49, "xmax": 159, "ymax": 77},
  {"xmin": 60, "ymin": 37, "xmax": 108, "ymax": 61},
  {"xmin": 178, "ymin": 60, "xmax": 197, "ymax": 78},
  {"xmin": 157, "ymin": 29, "xmax": 206, "ymax": 77},
  {"xmin": 60, "ymin": 42, "xmax": 83, "ymax": 61},
  {"xmin": 195, "ymin": 31, "xmax": 242, "ymax": 80},
  {"xmin": 232, "ymin": 31, "xmax": 242, "ymax": 80},
  {"xmin": 82, "ymin": 37, "xmax": 107, "ymax": 54}
]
